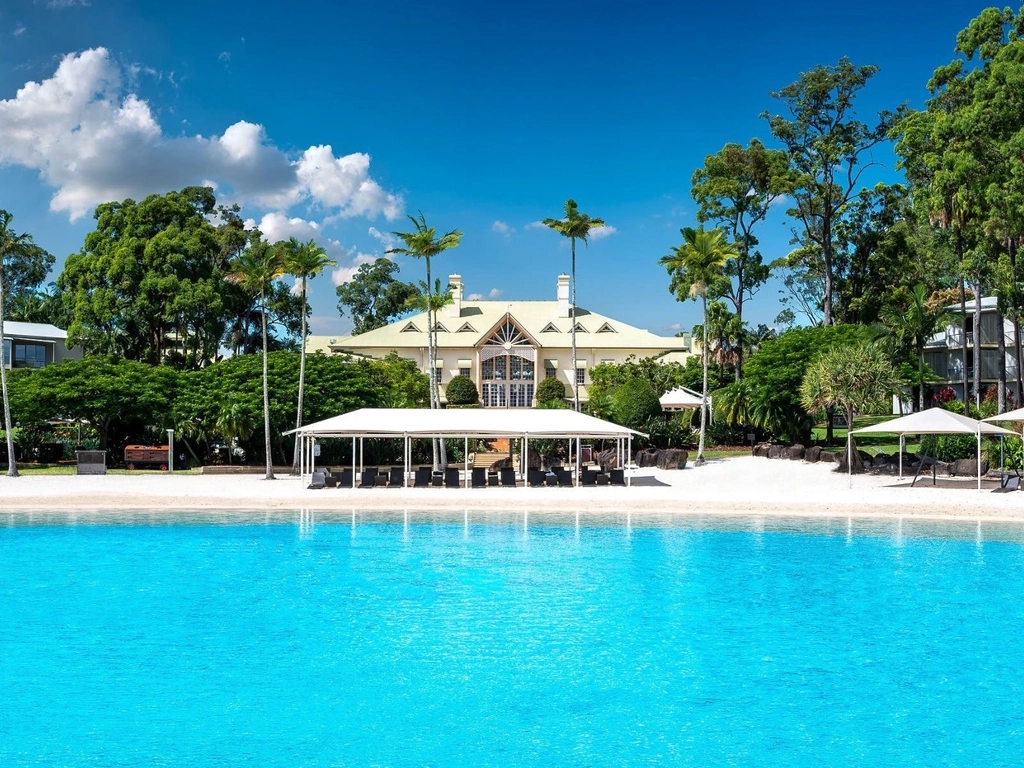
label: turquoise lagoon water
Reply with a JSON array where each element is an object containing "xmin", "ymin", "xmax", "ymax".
[{"xmin": 2, "ymin": 510, "xmax": 1024, "ymax": 767}]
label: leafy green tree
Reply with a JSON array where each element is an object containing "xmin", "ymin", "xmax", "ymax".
[
  {"xmin": 717, "ymin": 324, "xmax": 876, "ymax": 444},
  {"xmin": 543, "ymin": 200, "xmax": 606, "ymax": 411},
  {"xmin": 880, "ymin": 284, "xmax": 955, "ymax": 412},
  {"xmin": 691, "ymin": 139, "xmax": 791, "ymax": 378},
  {"xmin": 536, "ymin": 376, "xmax": 568, "ymax": 406},
  {"xmin": 8, "ymin": 357, "xmax": 179, "ymax": 457},
  {"xmin": 336, "ymin": 258, "xmax": 420, "ymax": 334},
  {"xmin": 800, "ymin": 341, "xmax": 905, "ymax": 471},
  {"xmin": 280, "ymin": 237, "xmax": 336, "ymax": 473},
  {"xmin": 363, "ymin": 352, "xmax": 430, "ymax": 408},
  {"xmin": 227, "ymin": 232, "xmax": 284, "ymax": 480},
  {"xmin": 661, "ymin": 226, "xmax": 737, "ymax": 465},
  {"xmin": 611, "ymin": 379, "xmax": 662, "ymax": 431},
  {"xmin": 445, "ymin": 375, "xmax": 479, "ymax": 406},
  {"xmin": 57, "ymin": 187, "xmax": 227, "ymax": 366},
  {"xmin": 762, "ymin": 57, "xmax": 894, "ymax": 326}
]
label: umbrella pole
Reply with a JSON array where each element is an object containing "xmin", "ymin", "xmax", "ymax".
[
  {"xmin": 977, "ymin": 427, "xmax": 982, "ymax": 492},
  {"xmin": 847, "ymin": 431, "xmax": 852, "ymax": 489},
  {"xmin": 899, "ymin": 435, "xmax": 904, "ymax": 480}
]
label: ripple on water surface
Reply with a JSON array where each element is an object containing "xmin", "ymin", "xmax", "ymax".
[{"xmin": 1, "ymin": 510, "xmax": 1023, "ymax": 767}]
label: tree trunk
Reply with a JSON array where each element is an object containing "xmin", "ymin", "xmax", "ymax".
[
  {"xmin": 697, "ymin": 293, "xmax": 709, "ymax": 466},
  {"xmin": 998, "ymin": 301, "xmax": 1007, "ymax": 413},
  {"xmin": 261, "ymin": 292, "xmax": 274, "ymax": 480},
  {"xmin": 0, "ymin": 265, "xmax": 17, "ymax": 478},
  {"xmin": 822, "ymin": 210, "xmax": 833, "ymax": 326},
  {"xmin": 292, "ymin": 277, "xmax": 308, "ymax": 474},
  {"xmin": 973, "ymin": 281, "xmax": 982, "ymax": 410},
  {"xmin": 959, "ymin": 274, "xmax": 968, "ymax": 404},
  {"xmin": 918, "ymin": 353, "xmax": 926, "ymax": 412},
  {"xmin": 571, "ymin": 238, "xmax": 579, "ymax": 412}
]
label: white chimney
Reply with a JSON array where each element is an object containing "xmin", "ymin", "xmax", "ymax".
[
  {"xmin": 449, "ymin": 273, "xmax": 462, "ymax": 318},
  {"xmin": 557, "ymin": 274, "xmax": 570, "ymax": 318}
]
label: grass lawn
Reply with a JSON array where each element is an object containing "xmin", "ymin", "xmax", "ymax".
[
  {"xmin": 811, "ymin": 414, "xmax": 920, "ymax": 456},
  {"xmin": 2, "ymin": 465, "xmax": 203, "ymax": 476}
]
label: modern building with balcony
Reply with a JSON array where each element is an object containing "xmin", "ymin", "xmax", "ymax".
[
  {"xmin": 922, "ymin": 296, "xmax": 1018, "ymax": 403},
  {"xmin": 1, "ymin": 321, "xmax": 81, "ymax": 369},
  {"xmin": 309, "ymin": 274, "xmax": 691, "ymax": 408}
]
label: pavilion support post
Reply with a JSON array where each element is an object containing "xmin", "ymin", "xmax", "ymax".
[
  {"xmin": 899, "ymin": 435, "xmax": 904, "ymax": 480},
  {"xmin": 524, "ymin": 434, "xmax": 530, "ymax": 490},
  {"xmin": 351, "ymin": 436, "xmax": 356, "ymax": 488},
  {"xmin": 627, "ymin": 435, "xmax": 632, "ymax": 487},
  {"xmin": 464, "ymin": 436, "xmax": 469, "ymax": 488},
  {"xmin": 576, "ymin": 436, "xmax": 581, "ymax": 487},
  {"xmin": 847, "ymin": 432, "xmax": 852, "ymax": 489},
  {"xmin": 977, "ymin": 428, "xmax": 982, "ymax": 492},
  {"xmin": 359, "ymin": 437, "xmax": 364, "ymax": 473},
  {"xmin": 404, "ymin": 434, "xmax": 410, "ymax": 488}
]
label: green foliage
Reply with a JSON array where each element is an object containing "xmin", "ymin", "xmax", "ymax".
[
  {"xmin": 536, "ymin": 376, "xmax": 567, "ymax": 404},
  {"xmin": 919, "ymin": 434, "xmax": 978, "ymax": 462},
  {"xmin": 638, "ymin": 414, "xmax": 694, "ymax": 450},
  {"xmin": 445, "ymin": 375, "xmax": 479, "ymax": 405},
  {"xmin": 718, "ymin": 324, "xmax": 876, "ymax": 443},
  {"xmin": 611, "ymin": 379, "xmax": 662, "ymax": 431},
  {"xmin": 800, "ymin": 341, "xmax": 906, "ymax": 429},
  {"xmin": 364, "ymin": 352, "xmax": 429, "ymax": 408},
  {"xmin": 336, "ymin": 258, "xmax": 420, "ymax": 334},
  {"xmin": 8, "ymin": 357, "xmax": 179, "ymax": 455}
]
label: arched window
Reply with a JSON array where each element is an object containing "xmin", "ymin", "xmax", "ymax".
[{"xmin": 480, "ymin": 319, "xmax": 535, "ymax": 407}]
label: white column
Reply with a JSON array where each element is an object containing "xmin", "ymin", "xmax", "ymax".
[
  {"xmin": 351, "ymin": 436, "xmax": 356, "ymax": 488},
  {"xmin": 977, "ymin": 427, "xmax": 982, "ymax": 492},
  {"xmin": 524, "ymin": 434, "xmax": 530, "ymax": 490},
  {"xmin": 575, "ymin": 436, "xmax": 581, "ymax": 487},
  {"xmin": 847, "ymin": 432, "xmax": 852, "ymax": 489},
  {"xmin": 627, "ymin": 435, "xmax": 632, "ymax": 487},
  {"xmin": 899, "ymin": 435, "xmax": 904, "ymax": 480},
  {"xmin": 464, "ymin": 436, "xmax": 469, "ymax": 488},
  {"xmin": 404, "ymin": 434, "xmax": 409, "ymax": 488}
]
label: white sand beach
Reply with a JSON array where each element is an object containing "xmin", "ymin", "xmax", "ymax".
[{"xmin": 0, "ymin": 456, "xmax": 1021, "ymax": 522}]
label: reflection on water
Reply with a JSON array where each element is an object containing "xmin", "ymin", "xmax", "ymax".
[{"xmin": 4, "ymin": 507, "xmax": 1024, "ymax": 544}]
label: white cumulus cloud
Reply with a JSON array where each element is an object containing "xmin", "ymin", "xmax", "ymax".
[
  {"xmin": 13, "ymin": 24, "xmax": 27, "ymax": 36},
  {"xmin": 0, "ymin": 48, "xmax": 404, "ymax": 222},
  {"xmin": 588, "ymin": 224, "xmax": 616, "ymax": 240},
  {"xmin": 488, "ymin": 288, "xmax": 503, "ymax": 298},
  {"xmin": 331, "ymin": 253, "xmax": 378, "ymax": 286},
  {"xmin": 492, "ymin": 220, "xmax": 512, "ymax": 236},
  {"xmin": 525, "ymin": 221, "xmax": 547, "ymax": 230}
]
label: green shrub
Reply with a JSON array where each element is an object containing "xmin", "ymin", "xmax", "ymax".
[
  {"xmin": 919, "ymin": 434, "xmax": 978, "ymax": 462},
  {"xmin": 445, "ymin": 375, "xmax": 478, "ymax": 405},
  {"xmin": 612, "ymin": 379, "xmax": 662, "ymax": 430},
  {"xmin": 537, "ymin": 376, "xmax": 567, "ymax": 404}
]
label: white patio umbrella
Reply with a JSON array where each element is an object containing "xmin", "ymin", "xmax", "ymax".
[{"xmin": 848, "ymin": 409, "xmax": 1016, "ymax": 490}]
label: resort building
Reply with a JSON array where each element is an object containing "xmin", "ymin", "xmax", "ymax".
[
  {"xmin": 309, "ymin": 274, "xmax": 691, "ymax": 407},
  {"xmin": 1, "ymin": 321, "xmax": 81, "ymax": 369},
  {"xmin": 922, "ymin": 296, "xmax": 1018, "ymax": 402}
]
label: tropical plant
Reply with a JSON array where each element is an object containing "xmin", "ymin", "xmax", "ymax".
[
  {"xmin": 227, "ymin": 233, "xmax": 284, "ymax": 480},
  {"xmin": 543, "ymin": 200, "xmax": 605, "ymax": 411},
  {"xmin": 611, "ymin": 379, "xmax": 662, "ymax": 431},
  {"xmin": 880, "ymin": 284, "xmax": 955, "ymax": 412},
  {"xmin": 388, "ymin": 213, "xmax": 463, "ymax": 469},
  {"xmin": 445, "ymin": 375, "xmax": 479, "ymax": 406},
  {"xmin": 281, "ymin": 237, "xmax": 336, "ymax": 473},
  {"xmin": 536, "ymin": 376, "xmax": 567, "ymax": 405},
  {"xmin": 660, "ymin": 226, "xmax": 738, "ymax": 466}
]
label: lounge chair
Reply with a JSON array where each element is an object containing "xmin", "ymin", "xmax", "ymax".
[
  {"xmin": 499, "ymin": 468, "xmax": 516, "ymax": 487},
  {"xmin": 338, "ymin": 468, "xmax": 353, "ymax": 488},
  {"xmin": 546, "ymin": 471, "xmax": 558, "ymax": 487},
  {"xmin": 324, "ymin": 472, "xmax": 338, "ymax": 488},
  {"xmin": 595, "ymin": 472, "xmax": 609, "ymax": 486},
  {"xmin": 609, "ymin": 468, "xmax": 625, "ymax": 486},
  {"xmin": 307, "ymin": 470, "xmax": 326, "ymax": 490},
  {"xmin": 444, "ymin": 467, "xmax": 461, "ymax": 488},
  {"xmin": 388, "ymin": 467, "xmax": 405, "ymax": 488},
  {"xmin": 471, "ymin": 467, "xmax": 487, "ymax": 488},
  {"xmin": 488, "ymin": 471, "xmax": 499, "ymax": 487},
  {"xmin": 358, "ymin": 469, "xmax": 376, "ymax": 488},
  {"xmin": 375, "ymin": 469, "xmax": 389, "ymax": 486},
  {"xmin": 414, "ymin": 467, "xmax": 432, "ymax": 488},
  {"xmin": 994, "ymin": 473, "xmax": 1021, "ymax": 493},
  {"xmin": 527, "ymin": 468, "xmax": 546, "ymax": 487},
  {"xmin": 556, "ymin": 467, "xmax": 574, "ymax": 487},
  {"xmin": 581, "ymin": 469, "xmax": 598, "ymax": 487}
]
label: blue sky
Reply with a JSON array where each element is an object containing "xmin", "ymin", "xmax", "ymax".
[{"xmin": 0, "ymin": 0, "xmax": 995, "ymax": 337}]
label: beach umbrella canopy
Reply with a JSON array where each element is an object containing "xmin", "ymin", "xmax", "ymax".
[
  {"xmin": 851, "ymin": 409, "xmax": 1015, "ymax": 436},
  {"xmin": 982, "ymin": 407, "xmax": 1024, "ymax": 425},
  {"xmin": 659, "ymin": 386, "xmax": 709, "ymax": 412}
]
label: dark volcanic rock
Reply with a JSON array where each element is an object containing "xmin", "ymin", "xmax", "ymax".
[
  {"xmin": 951, "ymin": 458, "xmax": 989, "ymax": 477},
  {"xmin": 766, "ymin": 445, "xmax": 785, "ymax": 460},
  {"xmin": 788, "ymin": 444, "xmax": 805, "ymax": 460},
  {"xmin": 657, "ymin": 449, "xmax": 689, "ymax": 470},
  {"xmin": 804, "ymin": 446, "xmax": 822, "ymax": 463}
]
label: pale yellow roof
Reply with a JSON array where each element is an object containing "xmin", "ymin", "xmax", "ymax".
[{"xmin": 323, "ymin": 300, "xmax": 686, "ymax": 352}]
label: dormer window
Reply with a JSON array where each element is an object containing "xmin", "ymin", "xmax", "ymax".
[{"xmin": 401, "ymin": 321, "xmax": 421, "ymax": 333}]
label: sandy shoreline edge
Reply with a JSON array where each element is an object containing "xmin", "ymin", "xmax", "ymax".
[{"xmin": 0, "ymin": 456, "xmax": 1021, "ymax": 523}]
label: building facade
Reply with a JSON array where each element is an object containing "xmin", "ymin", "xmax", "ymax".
[
  {"xmin": 309, "ymin": 274, "xmax": 691, "ymax": 407},
  {"xmin": 1, "ymin": 321, "xmax": 81, "ymax": 369},
  {"xmin": 922, "ymin": 296, "xmax": 1018, "ymax": 402}
]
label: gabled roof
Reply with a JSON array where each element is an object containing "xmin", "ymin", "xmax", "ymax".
[
  {"xmin": 324, "ymin": 300, "xmax": 685, "ymax": 352},
  {"xmin": 2, "ymin": 321, "xmax": 68, "ymax": 340}
]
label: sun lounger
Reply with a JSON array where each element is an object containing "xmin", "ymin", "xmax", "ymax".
[
  {"xmin": 994, "ymin": 473, "xmax": 1021, "ymax": 493},
  {"xmin": 444, "ymin": 467, "xmax": 461, "ymax": 488},
  {"xmin": 375, "ymin": 469, "xmax": 389, "ymax": 486},
  {"xmin": 488, "ymin": 471, "xmax": 498, "ymax": 487},
  {"xmin": 609, "ymin": 468, "xmax": 625, "ymax": 486},
  {"xmin": 414, "ymin": 467, "xmax": 432, "ymax": 488},
  {"xmin": 499, "ymin": 468, "xmax": 516, "ymax": 487},
  {"xmin": 527, "ymin": 469, "xmax": 546, "ymax": 487},
  {"xmin": 338, "ymin": 468, "xmax": 353, "ymax": 488},
  {"xmin": 307, "ymin": 470, "xmax": 326, "ymax": 490},
  {"xmin": 324, "ymin": 472, "xmax": 338, "ymax": 488},
  {"xmin": 581, "ymin": 469, "xmax": 598, "ymax": 487},
  {"xmin": 596, "ymin": 472, "xmax": 609, "ymax": 486},
  {"xmin": 471, "ymin": 467, "xmax": 487, "ymax": 488},
  {"xmin": 358, "ymin": 469, "xmax": 376, "ymax": 488},
  {"xmin": 556, "ymin": 467, "xmax": 573, "ymax": 487},
  {"xmin": 388, "ymin": 467, "xmax": 405, "ymax": 488},
  {"xmin": 546, "ymin": 472, "xmax": 558, "ymax": 486}
]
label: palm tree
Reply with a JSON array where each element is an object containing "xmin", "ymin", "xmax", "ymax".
[
  {"xmin": 387, "ymin": 214, "xmax": 463, "ymax": 470},
  {"xmin": 405, "ymin": 279, "xmax": 455, "ymax": 468},
  {"xmin": 281, "ymin": 237, "xmax": 336, "ymax": 473},
  {"xmin": 227, "ymin": 233, "xmax": 283, "ymax": 480},
  {"xmin": 881, "ymin": 284, "xmax": 954, "ymax": 413},
  {"xmin": 543, "ymin": 200, "xmax": 605, "ymax": 411},
  {"xmin": 660, "ymin": 226, "xmax": 738, "ymax": 466},
  {"xmin": 0, "ymin": 211, "xmax": 37, "ymax": 478}
]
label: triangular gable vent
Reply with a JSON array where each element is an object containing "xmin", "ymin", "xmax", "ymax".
[
  {"xmin": 401, "ymin": 321, "xmax": 421, "ymax": 333},
  {"xmin": 573, "ymin": 322, "xmax": 589, "ymax": 333},
  {"xmin": 540, "ymin": 322, "xmax": 560, "ymax": 333},
  {"xmin": 596, "ymin": 322, "xmax": 616, "ymax": 333},
  {"xmin": 432, "ymin": 322, "xmax": 449, "ymax": 333},
  {"xmin": 457, "ymin": 322, "xmax": 477, "ymax": 333}
]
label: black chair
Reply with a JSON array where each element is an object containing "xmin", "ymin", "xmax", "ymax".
[
  {"xmin": 324, "ymin": 473, "xmax": 338, "ymax": 488},
  {"xmin": 471, "ymin": 467, "xmax": 487, "ymax": 488},
  {"xmin": 556, "ymin": 467, "xmax": 574, "ymax": 487},
  {"xmin": 487, "ymin": 471, "xmax": 499, "ymax": 487},
  {"xmin": 375, "ymin": 469, "xmax": 389, "ymax": 486},
  {"xmin": 995, "ymin": 473, "xmax": 1021, "ymax": 493},
  {"xmin": 609, "ymin": 468, "xmax": 625, "ymax": 486},
  {"xmin": 545, "ymin": 472, "xmax": 558, "ymax": 487},
  {"xmin": 414, "ymin": 467, "xmax": 432, "ymax": 488},
  {"xmin": 499, "ymin": 468, "xmax": 516, "ymax": 487},
  {"xmin": 581, "ymin": 469, "xmax": 598, "ymax": 487},
  {"xmin": 527, "ymin": 468, "xmax": 546, "ymax": 487},
  {"xmin": 358, "ymin": 469, "xmax": 376, "ymax": 488},
  {"xmin": 388, "ymin": 467, "xmax": 405, "ymax": 488},
  {"xmin": 307, "ymin": 470, "xmax": 326, "ymax": 490},
  {"xmin": 338, "ymin": 468, "xmax": 353, "ymax": 488},
  {"xmin": 444, "ymin": 467, "xmax": 461, "ymax": 488},
  {"xmin": 595, "ymin": 472, "xmax": 609, "ymax": 486}
]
